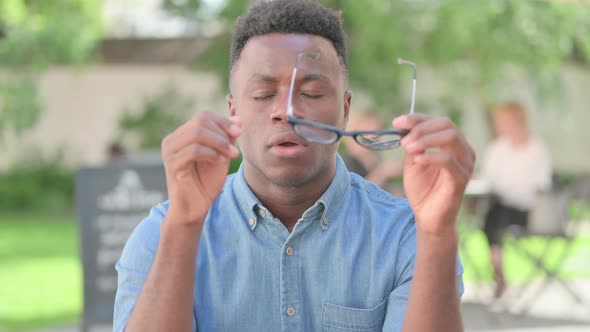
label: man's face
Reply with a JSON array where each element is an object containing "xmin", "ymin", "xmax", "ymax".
[{"xmin": 228, "ymin": 33, "xmax": 350, "ymax": 188}]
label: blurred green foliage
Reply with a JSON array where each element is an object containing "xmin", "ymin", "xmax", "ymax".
[
  {"xmin": 228, "ymin": 153, "xmax": 242, "ymax": 174},
  {"xmin": 116, "ymin": 82, "xmax": 243, "ymax": 173},
  {"xmin": 0, "ymin": 151, "xmax": 74, "ymax": 213},
  {"xmin": 117, "ymin": 83, "xmax": 196, "ymax": 150},
  {"xmin": 162, "ymin": 0, "xmax": 202, "ymax": 21},
  {"xmin": 0, "ymin": 0, "xmax": 103, "ymax": 138},
  {"xmin": 185, "ymin": 0, "xmax": 590, "ymax": 122},
  {"xmin": 1, "ymin": 0, "xmax": 588, "ymax": 138}
]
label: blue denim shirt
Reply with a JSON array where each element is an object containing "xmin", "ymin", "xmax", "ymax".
[{"xmin": 114, "ymin": 155, "xmax": 464, "ymax": 332}]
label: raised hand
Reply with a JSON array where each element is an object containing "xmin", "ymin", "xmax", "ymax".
[
  {"xmin": 161, "ymin": 112, "xmax": 241, "ymax": 226},
  {"xmin": 393, "ymin": 114, "xmax": 475, "ymax": 236}
]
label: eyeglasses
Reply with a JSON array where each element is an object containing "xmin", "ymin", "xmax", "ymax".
[{"xmin": 287, "ymin": 52, "xmax": 417, "ymax": 150}]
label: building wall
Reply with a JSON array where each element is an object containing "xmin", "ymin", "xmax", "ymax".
[{"xmin": 1, "ymin": 65, "xmax": 226, "ymax": 169}]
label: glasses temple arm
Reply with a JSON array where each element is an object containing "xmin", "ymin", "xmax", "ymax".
[
  {"xmin": 410, "ymin": 79, "xmax": 416, "ymax": 114},
  {"xmin": 397, "ymin": 58, "xmax": 416, "ymax": 114}
]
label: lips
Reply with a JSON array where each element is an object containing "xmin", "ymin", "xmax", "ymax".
[
  {"xmin": 268, "ymin": 132, "xmax": 307, "ymax": 148},
  {"xmin": 267, "ymin": 132, "xmax": 307, "ymax": 158}
]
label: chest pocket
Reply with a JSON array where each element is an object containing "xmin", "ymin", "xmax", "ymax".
[{"xmin": 322, "ymin": 299, "xmax": 387, "ymax": 331}]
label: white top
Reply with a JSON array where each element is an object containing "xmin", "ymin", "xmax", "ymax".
[
  {"xmin": 480, "ymin": 137, "xmax": 552, "ymax": 210},
  {"xmin": 465, "ymin": 179, "xmax": 491, "ymax": 196}
]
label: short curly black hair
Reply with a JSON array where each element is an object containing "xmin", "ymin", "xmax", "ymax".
[{"xmin": 230, "ymin": 0, "xmax": 348, "ymax": 74}]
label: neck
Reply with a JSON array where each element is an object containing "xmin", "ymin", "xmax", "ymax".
[
  {"xmin": 346, "ymin": 143, "xmax": 377, "ymax": 169},
  {"xmin": 255, "ymin": 186, "xmax": 326, "ymax": 231},
  {"xmin": 244, "ymin": 161, "xmax": 336, "ymax": 232},
  {"xmin": 509, "ymin": 134, "xmax": 529, "ymax": 148}
]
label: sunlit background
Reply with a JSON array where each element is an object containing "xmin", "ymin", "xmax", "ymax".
[{"xmin": 1, "ymin": 0, "xmax": 589, "ymax": 331}]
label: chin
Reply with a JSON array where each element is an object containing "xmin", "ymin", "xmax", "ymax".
[{"xmin": 267, "ymin": 167, "xmax": 317, "ymax": 188}]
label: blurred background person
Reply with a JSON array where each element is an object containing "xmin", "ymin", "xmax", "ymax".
[
  {"xmin": 107, "ymin": 142, "xmax": 126, "ymax": 163},
  {"xmin": 480, "ymin": 101, "xmax": 553, "ymax": 299},
  {"xmin": 342, "ymin": 110, "xmax": 404, "ymax": 192}
]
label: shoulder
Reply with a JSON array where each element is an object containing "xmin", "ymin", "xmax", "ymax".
[
  {"xmin": 528, "ymin": 137, "xmax": 549, "ymax": 152},
  {"xmin": 524, "ymin": 137, "xmax": 551, "ymax": 160},
  {"xmin": 347, "ymin": 172, "xmax": 414, "ymax": 230},
  {"xmin": 125, "ymin": 173, "xmax": 238, "ymax": 245},
  {"xmin": 482, "ymin": 138, "xmax": 502, "ymax": 162},
  {"xmin": 130, "ymin": 202, "xmax": 167, "ymax": 239},
  {"xmin": 118, "ymin": 202, "xmax": 168, "ymax": 267},
  {"xmin": 349, "ymin": 172, "xmax": 404, "ymax": 203}
]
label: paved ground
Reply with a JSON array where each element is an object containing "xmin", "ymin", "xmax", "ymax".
[{"xmin": 463, "ymin": 278, "xmax": 590, "ymax": 331}]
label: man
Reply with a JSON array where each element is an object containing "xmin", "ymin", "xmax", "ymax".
[{"xmin": 114, "ymin": 1, "xmax": 475, "ymax": 331}]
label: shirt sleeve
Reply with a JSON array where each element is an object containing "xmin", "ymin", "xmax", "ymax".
[
  {"xmin": 113, "ymin": 204, "xmax": 198, "ymax": 332},
  {"xmin": 382, "ymin": 218, "xmax": 465, "ymax": 332}
]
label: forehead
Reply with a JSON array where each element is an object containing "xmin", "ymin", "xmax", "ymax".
[
  {"xmin": 232, "ymin": 33, "xmax": 344, "ymax": 83},
  {"xmin": 494, "ymin": 109, "xmax": 521, "ymax": 122}
]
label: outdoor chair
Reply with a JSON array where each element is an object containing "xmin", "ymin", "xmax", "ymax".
[{"xmin": 502, "ymin": 187, "xmax": 589, "ymax": 315}]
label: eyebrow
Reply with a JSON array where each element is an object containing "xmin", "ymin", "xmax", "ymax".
[
  {"xmin": 247, "ymin": 73, "xmax": 332, "ymax": 85},
  {"xmin": 299, "ymin": 73, "xmax": 331, "ymax": 84}
]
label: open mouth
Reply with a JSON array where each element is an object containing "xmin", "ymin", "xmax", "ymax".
[
  {"xmin": 279, "ymin": 142, "xmax": 298, "ymax": 147},
  {"xmin": 270, "ymin": 137, "xmax": 306, "ymax": 158}
]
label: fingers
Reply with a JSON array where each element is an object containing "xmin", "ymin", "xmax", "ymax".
[
  {"xmin": 229, "ymin": 115, "xmax": 242, "ymax": 145},
  {"xmin": 199, "ymin": 111, "xmax": 240, "ymax": 137},
  {"xmin": 168, "ymin": 123, "xmax": 238, "ymax": 158},
  {"xmin": 392, "ymin": 113, "xmax": 434, "ymax": 130},
  {"xmin": 405, "ymin": 128, "xmax": 457, "ymax": 154},
  {"xmin": 395, "ymin": 115, "xmax": 454, "ymax": 147},
  {"xmin": 414, "ymin": 150, "xmax": 471, "ymax": 180},
  {"xmin": 168, "ymin": 144, "xmax": 221, "ymax": 175},
  {"xmin": 162, "ymin": 112, "xmax": 241, "ymax": 161},
  {"xmin": 404, "ymin": 127, "xmax": 474, "ymax": 167},
  {"xmin": 395, "ymin": 114, "xmax": 474, "ymax": 157},
  {"xmin": 393, "ymin": 113, "xmax": 476, "ymax": 179}
]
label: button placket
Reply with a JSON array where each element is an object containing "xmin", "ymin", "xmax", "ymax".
[{"xmin": 280, "ymin": 235, "xmax": 303, "ymax": 330}]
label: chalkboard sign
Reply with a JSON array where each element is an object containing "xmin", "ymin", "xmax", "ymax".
[{"xmin": 76, "ymin": 164, "xmax": 167, "ymax": 332}]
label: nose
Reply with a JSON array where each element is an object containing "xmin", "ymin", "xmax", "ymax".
[
  {"xmin": 271, "ymin": 105, "xmax": 288, "ymax": 123},
  {"xmin": 270, "ymin": 88, "xmax": 292, "ymax": 124}
]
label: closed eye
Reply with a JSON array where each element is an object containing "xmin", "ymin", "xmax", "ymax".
[
  {"xmin": 252, "ymin": 94, "xmax": 275, "ymax": 101},
  {"xmin": 301, "ymin": 93, "xmax": 324, "ymax": 99}
]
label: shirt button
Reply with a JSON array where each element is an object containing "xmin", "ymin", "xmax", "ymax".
[
  {"xmin": 248, "ymin": 218, "xmax": 255, "ymax": 226},
  {"xmin": 322, "ymin": 218, "xmax": 329, "ymax": 225},
  {"xmin": 285, "ymin": 246, "xmax": 294, "ymax": 256},
  {"xmin": 287, "ymin": 306, "xmax": 296, "ymax": 316},
  {"xmin": 260, "ymin": 210, "xmax": 267, "ymax": 218}
]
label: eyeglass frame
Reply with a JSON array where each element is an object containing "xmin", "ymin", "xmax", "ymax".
[{"xmin": 286, "ymin": 52, "xmax": 417, "ymax": 150}]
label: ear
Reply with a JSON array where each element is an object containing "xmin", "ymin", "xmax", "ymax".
[
  {"xmin": 342, "ymin": 89, "xmax": 352, "ymax": 130},
  {"xmin": 227, "ymin": 94, "xmax": 236, "ymax": 116}
]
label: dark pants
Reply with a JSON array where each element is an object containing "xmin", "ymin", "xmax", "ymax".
[{"xmin": 483, "ymin": 199, "xmax": 529, "ymax": 246}]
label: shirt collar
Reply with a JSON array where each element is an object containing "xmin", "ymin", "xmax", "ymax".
[
  {"xmin": 231, "ymin": 154, "xmax": 350, "ymax": 232},
  {"xmin": 314, "ymin": 154, "xmax": 350, "ymax": 230}
]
